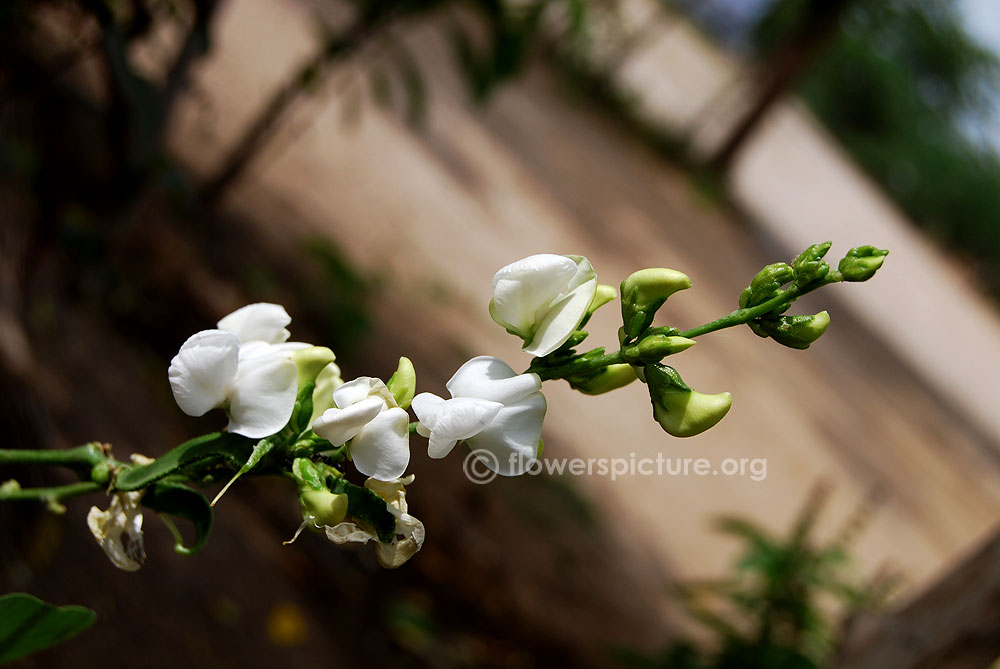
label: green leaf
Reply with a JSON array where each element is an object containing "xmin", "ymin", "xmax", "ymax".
[
  {"xmin": 142, "ymin": 481, "xmax": 213, "ymax": 555},
  {"xmin": 114, "ymin": 432, "xmax": 255, "ymax": 491},
  {"xmin": 329, "ymin": 478, "xmax": 396, "ymax": 544},
  {"xmin": 0, "ymin": 593, "xmax": 96, "ymax": 664}
]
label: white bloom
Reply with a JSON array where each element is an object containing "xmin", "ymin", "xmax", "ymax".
[
  {"xmin": 311, "ymin": 377, "xmax": 410, "ymax": 481},
  {"xmin": 490, "ymin": 254, "xmax": 598, "ymax": 357},
  {"xmin": 168, "ymin": 304, "xmax": 304, "ymax": 439},
  {"xmin": 325, "ymin": 475, "xmax": 425, "ymax": 569},
  {"xmin": 412, "ymin": 356, "xmax": 546, "ymax": 476},
  {"xmin": 87, "ymin": 491, "xmax": 145, "ymax": 571}
]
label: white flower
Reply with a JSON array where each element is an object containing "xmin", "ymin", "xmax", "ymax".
[
  {"xmin": 490, "ymin": 254, "xmax": 598, "ymax": 357},
  {"xmin": 325, "ymin": 475, "xmax": 425, "ymax": 569},
  {"xmin": 87, "ymin": 491, "xmax": 146, "ymax": 571},
  {"xmin": 168, "ymin": 304, "xmax": 305, "ymax": 439},
  {"xmin": 412, "ymin": 356, "xmax": 546, "ymax": 476},
  {"xmin": 311, "ymin": 377, "xmax": 410, "ymax": 481}
]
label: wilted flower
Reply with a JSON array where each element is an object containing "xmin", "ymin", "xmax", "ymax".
[
  {"xmin": 412, "ymin": 356, "xmax": 545, "ymax": 476},
  {"xmin": 490, "ymin": 254, "xmax": 598, "ymax": 357},
  {"xmin": 325, "ymin": 475, "xmax": 425, "ymax": 569},
  {"xmin": 311, "ymin": 377, "xmax": 410, "ymax": 481},
  {"xmin": 87, "ymin": 490, "xmax": 146, "ymax": 571}
]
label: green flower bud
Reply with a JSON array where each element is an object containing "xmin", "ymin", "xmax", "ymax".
[
  {"xmin": 571, "ymin": 364, "xmax": 638, "ymax": 395},
  {"xmin": 588, "ymin": 284, "xmax": 618, "ymax": 315},
  {"xmin": 292, "ymin": 346, "xmax": 337, "ymax": 389},
  {"xmin": 652, "ymin": 390, "xmax": 733, "ymax": 438},
  {"xmin": 740, "ymin": 263, "xmax": 794, "ymax": 308},
  {"xmin": 625, "ymin": 335, "xmax": 696, "ymax": 362},
  {"xmin": 291, "ymin": 457, "xmax": 325, "ymax": 490},
  {"xmin": 838, "ymin": 246, "xmax": 888, "ymax": 282},
  {"xmin": 621, "ymin": 268, "xmax": 691, "ymax": 339},
  {"xmin": 386, "ymin": 356, "xmax": 417, "ymax": 410},
  {"xmin": 756, "ymin": 311, "xmax": 831, "ymax": 350},
  {"xmin": 90, "ymin": 462, "xmax": 111, "ymax": 485},
  {"xmin": 300, "ymin": 488, "xmax": 349, "ymax": 528},
  {"xmin": 309, "ymin": 362, "xmax": 345, "ymax": 425},
  {"xmin": 792, "ymin": 241, "xmax": 832, "ymax": 287},
  {"xmin": 645, "ymin": 363, "xmax": 731, "ymax": 437}
]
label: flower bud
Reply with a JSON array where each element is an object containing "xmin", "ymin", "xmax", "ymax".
[
  {"xmin": 300, "ymin": 488, "xmax": 349, "ymax": 528},
  {"xmin": 625, "ymin": 335, "xmax": 696, "ymax": 362},
  {"xmin": 792, "ymin": 241, "xmax": 832, "ymax": 287},
  {"xmin": 838, "ymin": 246, "xmax": 888, "ymax": 282},
  {"xmin": 386, "ymin": 356, "xmax": 416, "ymax": 410},
  {"xmin": 621, "ymin": 268, "xmax": 691, "ymax": 339},
  {"xmin": 309, "ymin": 362, "xmax": 345, "ymax": 425},
  {"xmin": 740, "ymin": 263, "xmax": 794, "ymax": 308},
  {"xmin": 652, "ymin": 389, "xmax": 733, "ymax": 438},
  {"xmin": 571, "ymin": 364, "xmax": 637, "ymax": 395},
  {"xmin": 292, "ymin": 346, "xmax": 337, "ymax": 389},
  {"xmin": 756, "ymin": 311, "xmax": 831, "ymax": 350},
  {"xmin": 588, "ymin": 284, "xmax": 618, "ymax": 315}
]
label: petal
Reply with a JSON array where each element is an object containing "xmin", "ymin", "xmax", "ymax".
[
  {"xmin": 228, "ymin": 352, "xmax": 298, "ymax": 438},
  {"xmin": 410, "ymin": 392, "xmax": 445, "ymax": 431},
  {"xmin": 426, "ymin": 397, "xmax": 502, "ymax": 459},
  {"xmin": 312, "ymin": 397, "xmax": 384, "ymax": 445},
  {"xmin": 446, "ymin": 356, "xmax": 541, "ymax": 404},
  {"xmin": 523, "ymin": 277, "xmax": 597, "ymax": 357},
  {"xmin": 491, "ymin": 254, "xmax": 578, "ymax": 335},
  {"xmin": 350, "ymin": 407, "xmax": 410, "ymax": 481},
  {"xmin": 168, "ymin": 329, "xmax": 240, "ymax": 417},
  {"xmin": 467, "ymin": 392, "xmax": 546, "ymax": 476},
  {"xmin": 333, "ymin": 376, "xmax": 396, "ymax": 409},
  {"xmin": 217, "ymin": 303, "xmax": 291, "ymax": 344}
]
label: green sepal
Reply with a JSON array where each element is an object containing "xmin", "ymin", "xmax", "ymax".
[
  {"xmin": 792, "ymin": 241, "xmax": 832, "ymax": 287},
  {"xmin": 288, "ymin": 382, "xmax": 317, "ymax": 435},
  {"xmin": 113, "ymin": 432, "xmax": 255, "ymax": 492},
  {"xmin": 291, "ymin": 457, "xmax": 326, "ymax": 491},
  {"xmin": 328, "ymin": 478, "xmax": 396, "ymax": 544},
  {"xmin": 0, "ymin": 593, "xmax": 96, "ymax": 665},
  {"xmin": 142, "ymin": 481, "xmax": 214, "ymax": 555},
  {"xmin": 838, "ymin": 246, "xmax": 888, "ymax": 281}
]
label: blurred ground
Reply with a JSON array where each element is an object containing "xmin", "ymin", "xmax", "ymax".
[{"xmin": 3, "ymin": 1, "xmax": 1000, "ymax": 667}]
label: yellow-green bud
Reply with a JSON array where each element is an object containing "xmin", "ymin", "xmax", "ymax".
[
  {"xmin": 839, "ymin": 246, "xmax": 888, "ymax": 282},
  {"xmin": 310, "ymin": 363, "xmax": 345, "ymax": 424},
  {"xmin": 588, "ymin": 284, "xmax": 617, "ymax": 315},
  {"xmin": 292, "ymin": 346, "xmax": 337, "ymax": 389},
  {"xmin": 757, "ymin": 311, "xmax": 830, "ymax": 350},
  {"xmin": 621, "ymin": 268, "xmax": 691, "ymax": 339},
  {"xmin": 386, "ymin": 356, "xmax": 416, "ymax": 409},
  {"xmin": 625, "ymin": 335, "xmax": 696, "ymax": 362},
  {"xmin": 571, "ymin": 364, "xmax": 638, "ymax": 395},
  {"xmin": 652, "ymin": 389, "xmax": 733, "ymax": 438},
  {"xmin": 300, "ymin": 489, "xmax": 349, "ymax": 528}
]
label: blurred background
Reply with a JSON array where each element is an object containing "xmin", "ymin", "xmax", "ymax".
[{"xmin": 1, "ymin": 0, "xmax": 999, "ymax": 666}]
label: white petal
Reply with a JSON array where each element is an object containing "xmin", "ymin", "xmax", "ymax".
[
  {"xmin": 491, "ymin": 254, "xmax": 578, "ymax": 335},
  {"xmin": 410, "ymin": 392, "xmax": 445, "ymax": 431},
  {"xmin": 227, "ymin": 352, "xmax": 298, "ymax": 438},
  {"xmin": 333, "ymin": 376, "xmax": 395, "ymax": 409},
  {"xmin": 446, "ymin": 356, "xmax": 541, "ymax": 404},
  {"xmin": 523, "ymin": 277, "xmax": 597, "ymax": 357},
  {"xmin": 312, "ymin": 397, "xmax": 384, "ymax": 445},
  {"xmin": 217, "ymin": 303, "xmax": 291, "ymax": 344},
  {"xmin": 350, "ymin": 407, "xmax": 410, "ymax": 481},
  {"xmin": 168, "ymin": 330, "xmax": 240, "ymax": 417},
  {"xmin": 425, "ymin": 397, "xmax": 502, "ymax": 459},
  {"xmin": 467, "ymin": 392, "xmax": 546, "ymax": 476}
]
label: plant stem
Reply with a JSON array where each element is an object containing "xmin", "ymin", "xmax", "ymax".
[
  {"xmin": 0, "ymin": 481, "xmax": 103, "ymax": 503},
  {"xmin": 0, "ymin": 443, "xmax": 107, "ymax": 470}
]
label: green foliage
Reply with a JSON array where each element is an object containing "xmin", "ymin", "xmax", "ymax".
[
  {"xmin": 142, "ymin": 481, "xmax": 214, "ymax": 555},
  {"xmin": 0, "ymin": 593, "xmax": 96, "ymax": 665},
  {"xmin": 776, "ymin": 0, "xmax": 1000, "ymax": 294}
]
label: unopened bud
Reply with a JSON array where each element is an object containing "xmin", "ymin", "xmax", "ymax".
[
  {"xmin": 571, "ymin": 364, "xmax": 637, "ymax": 395},
  {"xmin": 839, "ymin": 246, "xmax": 888, "ymax": 282},
  {"xmin": 626, "ymin": 335, "xmax": 696, "ymax": 362},
  {"xmin": 300, "ymin": 488, "xmax": 349, "ymax": 528},
  {"xmin": 309, "ymin": 362, "xmax": 345, "ymax": 424},
  {"xmin": 588, "ymin": 284, "xmax": 617, "ymax": 315},
  {"xmin": 792, "ymin": 241, "xmax": 832, "ymax": 287},
  {"xmin": 292, "ymin": 346, "xmax": 337, "ymax": 389},
  {"xmin": 756, "ymin": 311, "xmax": 831, "ymax": 350},
  {"xmin": 740, "ymin": 263, "xmax": 794, "ymax": 309},
  {"xmin": 387, "ymin": 356, "xmax": 417, "ymax": 409},
  {"xmin": 652, "ymin": 389, "xmax": 733, "ymax": 438},
  {"xmin": 621, "ymin": 268, "xmax": 691, "ymax": 339}
]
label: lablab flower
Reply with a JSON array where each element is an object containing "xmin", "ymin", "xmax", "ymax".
[
  {"xmin": 168, "ymin": 304, "xmax": 306, "ymax": 439},
  {"xmin": 87, "ymin": 490, "xmax": 146, "ymax": 571},
  {"xmin": 412, "ymin": 356, "xmax": 546, "ymax": 476},
  {"xmin": 311, "ymin": 377, "xmax": 410, "ymax": 481},
  {"xmin": 490, "ymin": 254, "xmax": 598, "ymax": 357}
]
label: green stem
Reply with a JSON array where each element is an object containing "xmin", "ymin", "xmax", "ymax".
[
  {"xmin": 0, "ymin": 443, "xmax": 108, "ymax": 470},
  {"xmin": 533, "ymin": 350, "xmax": 625, "ymax": 382},
  {"xmin": 0, "ymin": 481, "xmax": 103, "ymax": 503}
]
